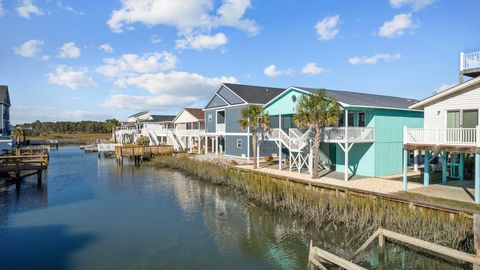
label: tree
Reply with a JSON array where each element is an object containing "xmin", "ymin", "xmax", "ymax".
[
  {"xmin": 12, "ymin": 128, "xmax": 25, "ymax": 146},
  {"xmin": 136, "ymin": 136, "xmax": 150, "ymax": 146},
  {"xmin": 106, "ymin": 119, "xmax": 120, "ymax": 142},
  {"xmin": 294, "ymin": 92, "xmax": 341, "ymax": 178},
  {"xmin": 238, "ymin": 105, "xmax": 270, "ymax": 169}
]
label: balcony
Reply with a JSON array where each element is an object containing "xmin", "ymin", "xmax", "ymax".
[
  {"xmin": 460, "ymin": 51, "xmax": 480, "ymax": 78},
  {"xmin": 174, "ymin": 129, "xmax": 205, "ymax": 137},
  {"xmin": 216, "ymin": 123, "xmax": 225, "ymax": 133},
  {"xmin": 404, "ymin": 127, "xmax": 480, "ymax": 148}
]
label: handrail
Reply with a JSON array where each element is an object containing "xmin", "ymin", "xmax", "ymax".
[
  {"xmin": 462, "ymin": 51, "xmax": 480, "ymax": 71},
  {"xmin": 404, "ymin": 127, "xmax": 480, "ymax": 147}
]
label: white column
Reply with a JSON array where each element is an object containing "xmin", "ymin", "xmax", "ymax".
[
  {"xmin": 215, "ymin": 136, "xmax": 219, "ymax": 155},
  {"xmin": 205, "ymin": 136, "xmax": 208, "ymax": 154},
  {"xmin": 414, "ymin": 150, "xmax": 419, "ymax": 172},
  {"xmin": 256, "ymin": 144, "xmax": 260, "ymax": 168},
  {"xmin": 278, "ymin": 114, "xmax": 282, "ymax": 170},
  {"xmin": 344, "ymin": 109, "xmax": 349, "ymax": 181},
  {"xmin": 198, "ymin": 137, "xmax": 201, "ymax": 154},
  {"xmin": 247, "ymin": 127, "xmax": 251, "ymax": 161}
]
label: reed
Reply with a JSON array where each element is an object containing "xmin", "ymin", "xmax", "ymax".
[{"xmin": 152, "ymin": 155, "xmax": 474, "ymax": 253}]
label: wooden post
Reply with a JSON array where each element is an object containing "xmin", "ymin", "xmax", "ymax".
[
  {"xmin": 37, "ymin": 170, "xmax": 42, "ymax": 186},
  {"xmin": 475, "ymin": 214, "xmax": 480, "ymax": 257},
  {"xmin": 442, "ymin": 152, "xmax": 447, "ymax": 185},
  {"xmin": 414, "ymin": 150, "xmax": 419, "ymax": 172},
  {"xmin": 424, "ymin": 150, "xmax": 430, "ymax": 186},
  {"xmin": 378, "ymin": 233, "xmax": 385, "ymax": 270},
  {"xmin": 403, "ymin": 149, "xmax": 408, "ymax": 191},
  {"xmin": 475, "ymin": 154, "xmax": 480, "ymax": 204}
]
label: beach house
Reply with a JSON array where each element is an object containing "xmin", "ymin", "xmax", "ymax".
[
  {"xmin": 263, "ymin": 86, "xmax": 424, "ymax": 180},
  {"xmin": 0, "ymin": 85, "xmax": 11, "ymax": 137},
  {"xmin": 203, "ymin": 83, "xmax": 284, "ymax": 158}
]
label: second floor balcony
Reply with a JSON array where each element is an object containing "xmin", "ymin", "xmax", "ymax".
[
  {"xmin": 404, "ymin": 127, "xmax": 480, "ymax": 148},
  {"xmin": 461, "ymin": 51, "xmax": 480, "ymax": 78}
]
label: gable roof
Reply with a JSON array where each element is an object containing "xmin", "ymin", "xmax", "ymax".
[
  {"xmin": 223, "ymin": 83, "xmax": 285, "ymax": 104},
  {"xmin": 409, "ymin": 76, "xmax": 480, "ymax": 110},
  {"xmin": 184, "ymin": 108, "xmax": 204, "ymax": 120},
  {"xmin": 146, "ymin": 115, "xmax": 175, "ymax": 123},
  {"xmin": 128, "ymin": 111, "xmax": 149, "ymax": 118},
  {"xmin": 0, "ymin": 85, "xmax": 10, "ymax": 106},
  {"xmin": 286, "ymin": 86, "xmax": 418, "ymax": 110}
]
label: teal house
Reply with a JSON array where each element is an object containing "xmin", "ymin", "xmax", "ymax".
[{"xmin": 263, "ymin": 86, "xmax": 424, "ymax": 180}]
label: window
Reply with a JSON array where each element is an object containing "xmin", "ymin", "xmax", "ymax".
[
  {"xmin": 358, "ymin": 112, "xmax": 366, "ymax": 127},
  {"xmin": 217, "ymin": 110, "xmax": 225, "ymax": 124},
  {"xmin": 463, "ymin": 110, "xmax": 478, "ymax": 128},
  {"xmin": 236, "ymin": 139, "xmax": 242, "ymax": 149},
  {"xmin": 338, "ymin": 113, "xmax": 355, "ymax": 127},
  {"xmin": 208, "ymin": 114, "xmax": 213, "ymax": 123}
]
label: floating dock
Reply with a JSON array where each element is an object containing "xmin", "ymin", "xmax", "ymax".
[{"xmin": 0, "ymin": 147, "xmax": 49, "ymax": 185}]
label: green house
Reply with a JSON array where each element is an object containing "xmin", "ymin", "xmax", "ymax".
[{"xmin": 263, "ymin": 86, "xmax": 424, "ymax": 179}]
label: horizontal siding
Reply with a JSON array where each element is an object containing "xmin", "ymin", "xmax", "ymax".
[
  {"xmin": 226, "ymin": 106, "xmax": 248, "ymax": 133},
  {"xmin": 225, "ymin": 135, "xmax": 248, "ymax": 157},
  {"xmin": 205, "ymin": 110, "xmax": 216, "ymax": 133},
  {"xmin": 335, "ymin": 143, "xmax": 375, "ymax": 177},
  {"xmin": 424, "ymin": 85, "xmax": 480, "ymax": 128}
]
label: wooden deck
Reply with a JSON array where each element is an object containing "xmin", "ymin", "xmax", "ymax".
[
  {"xmin": 0, "ymin": 147, "xmax": 50, "ymax": 185},
  {"xmin": 115, "ymin": 146, "xmax": 173, "ymax": 163}
]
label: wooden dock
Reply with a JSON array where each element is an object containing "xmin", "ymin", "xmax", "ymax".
[
  {"xmin": 115, "ymin": 146, "xmax": 173, "ymax": 163},
  {"xmin": 0, "ymin": 147, "xmax": 49, "ymax": 185}
]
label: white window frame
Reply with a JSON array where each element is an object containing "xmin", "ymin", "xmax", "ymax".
[{"xmin": 236, "ymin": 139, "xmax": 242, "ymax": 149}]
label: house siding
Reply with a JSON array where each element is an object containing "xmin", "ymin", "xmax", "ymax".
[
  {"xmin": 225, "ymin": 106, "xmax": 248, "ymax": 133},
  {"xmin": 423, "ymin": 85, "xmax": 480, "ymax": 129},
  {"xmin": 225, "ymin": 135, "xmax": 249, "ymax": 157},
  {"xmin": 205, "ymin": 110, "xmax": 216, "ymax": 133},
  {"xmin": 218, "ymin": 86, "xmax": 244, "ymax": 105}
]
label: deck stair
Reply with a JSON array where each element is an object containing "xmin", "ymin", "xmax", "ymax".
[
  {"xmin": 147, "ymin": 132, "xmax": 160, "ymax": 146},
  {"xmin": 167, "ymin": 130, "xmax": 185, "ymax": 151}
]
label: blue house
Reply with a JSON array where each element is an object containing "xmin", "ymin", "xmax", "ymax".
[
  {"xmin": 0, "ymin": 85, "xmax": 11, "ymax": 137},
  {"xmin": 203, "ymin": 83, "xmax": 284, "ymax": 158}
]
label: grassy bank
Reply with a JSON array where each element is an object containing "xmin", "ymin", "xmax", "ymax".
[
  {"xmin": 26, "ymin": 133, "xmax": 112, "ymax": 144},
  {"xmin": 153, "ymin": 154, "xmax": 474, "ymax": 253}
]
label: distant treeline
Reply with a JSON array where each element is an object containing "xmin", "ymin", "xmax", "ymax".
[{"xmin": 16, "ymin": 119, "xmax": 119, "ymax": 135}]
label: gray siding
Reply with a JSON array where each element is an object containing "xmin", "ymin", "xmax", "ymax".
[
  {"xmin": 225, "ymin": 135, "xmax": 249, "ymax": 157},
  {"xmin": 218, "ymin": 86, "xmax": 244, "ymax": 105},
  {"xmin": 226, "ymin": 106, "xmax": 247, "ymax": 133},
  {"xmin": 251, "ymin": 140, "xmax": 278, "ymax": 157},
  {"xmin": 205, "ymin": 94, "xmax": 228, "ymax": 109},
  {"xmin": 205, "ymin": 110, "xmax": 216, "ymax": 133}
]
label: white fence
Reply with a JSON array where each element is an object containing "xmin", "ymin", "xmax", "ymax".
[
  {"xmin": 216, "ymin": 123, "xmax": 225, "ymax": 133},
  {"xmin": 404, "ymin": 127, "xmax": 480, "ymax": 147},
  {"xmin": 461, "ymin": 51, "xmax": 480, "ymax": 71},
  {"xmin": 174, "ymin": 129, "xmax": 205, "ymax": 137}
]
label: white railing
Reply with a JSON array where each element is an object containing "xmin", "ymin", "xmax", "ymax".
[
  {"xmin": 216, "ymin": 123, "xmax": 225, "ymax": 133},
  {"xmin": 404, "ymin": 127, "xmax": 480, "ymax": 147},
  {"xmin": 321, "ymin": 127, "xmax": 375, "ymax": 143},
  {"xmin": 461, "ymin": 51, "xmax": 480, "ymax": 71},
  {"xmin": 97, "ymin": 143, "xmax": 121, "ymax": 152},
  {"xmin": 174, "ymin": 129, "xmax": 205, "ymax": 137}
]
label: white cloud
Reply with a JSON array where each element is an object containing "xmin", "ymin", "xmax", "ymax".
[
  {"xmin": 176, "ymin": 33, "xmax": 228, "ymax": 50},
  {"xmin": 48, "ymin": 65, "xmax": 97, "ymax": 89},
  {"xmin": 56, "ymin": 1, "xmax": 85, "ymax": 15},
  {"xmin": 301, "ymin": 62, "xmax": 326, "ymax": 75},
  {"xmin": 11, "ymin": 105, "xmax": 110, "ymax": 123},
  {"xmin": 263, "ymin": 64, "xmax": 292, "ymax": 77},
  {"xmin": 0, "ymin": 0, "xmax": 5, "ymax": 17},
  {"xmin": 151, "ymin": 34, "xmax": 162, "ymax": 44},
  {"xmin": 315, "ymin": 15, "xmax": 340, "ymax": 41},
  {"xmin": 378, "ymin": 13, "xmax": 415, "ymax": 38},
  {"xmin": 58, "ymin": 42, "xmax": 81, "ymax": 58},
  {"xmin": 104, "ymin": 71, "xmax": 237, "ymax": 110},
  {"xmin": 16, "ymin": 0, "xmax": 44, "ymax": 19},
  {"xmin": 107, "ymin": 0, "xmax": 259, "ymax": 35},
  {"xmin": 99, "ymin": 43, "xmax": 114, "ymax": 53},
  {"xmin": 389, "ymin": 0, "xmax": 436, "ymax": 11},
  {"xmin": 433, "ymin": 83, "xmax": 455, "ymax": 94},
  {"xmin": 96, "ymin": 52, "xmax": 177, "ymax": 78},
  {"xmin": 13, "ymin": 39, "xmax": 44, "ymax": 58},
  {"xmin": 348, "ymin": 53, "xmax": 402, "ymax": 65}
]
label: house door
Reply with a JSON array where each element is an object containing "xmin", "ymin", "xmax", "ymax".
[
  {"xmin": 447, "ymin": 111, "xmax": 460, "ymax": 128},
  {"xmin": 463, "ymin": 110, "xmax": 478, "ymax": 128}
]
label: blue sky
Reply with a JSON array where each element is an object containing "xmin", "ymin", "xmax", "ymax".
[{"xmin": 0, "ymin": 0, "xmax": 478, "ymax": 123}]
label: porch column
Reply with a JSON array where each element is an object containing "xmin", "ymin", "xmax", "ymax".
[
  {"xmin": 459, "ymin": 153, "xmax": 465, "ymax": 181},
  {"xmin": 278, "ymin": 114, "xmax": 282, "ymax": 170},
  {"xmin": 475, "ymin": 153, "xmax": 480, "ymax": 204},
  {"xmin": 442, "ymin": 152, "xmax": 447, "ymax": 185},
  {"xmin": 205, "ymin": 136, "xmax": 208, "ymax": 154},
  {"xmin": 198, "ymin": 137, "xmax": 201, "ymax": 154},
  {"xmin": 424, "ymin": 150, "xmax": 430, "ymax": 186},
  {"xmin": 344, "ymin": 109, "xmax": 349, "ymax": 181},
  {"xmin": 414, "ymin": 150, "xmax": 419, "ymax": 172},
  {"xmin": 215, "ymin": 136, "xmax": 219, "ymax": 155},
  {"xmin": 256, "ymin": 143, "xmax": 260, "ymax": 168},
  {"xmin": 403, "ymin": 149, "xmax": 408, "ymax": 191}
]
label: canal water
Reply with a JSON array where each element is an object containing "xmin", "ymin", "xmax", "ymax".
[{"xmin": 0, "ymin": 146, "xmax": 466, "ymax": 269}]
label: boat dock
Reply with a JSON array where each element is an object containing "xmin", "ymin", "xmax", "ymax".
[
  {"xmin": 0, "ymin": 147, "xmax": 49, "ymax": 185},
  {"xmin": 115, "ymin": 145, "xmax": 173, "ymax": 163}
]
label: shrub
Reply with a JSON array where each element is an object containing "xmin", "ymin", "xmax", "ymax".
[{"xmin": 136, "ymin": 136, "xmax": 150, "ymax": 146}]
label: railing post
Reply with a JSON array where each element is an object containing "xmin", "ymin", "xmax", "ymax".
[{"xmin": 460, "ymin": 51, "xmax": 465, "ymax": 72}]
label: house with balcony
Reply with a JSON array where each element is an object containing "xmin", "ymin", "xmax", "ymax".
[
  {"xmin": 0, "ymin": 85, "xmax": 11, "ymax": 138},
  {"xmin": 263, "ymin": 86, "xmax": 423, "ymax": 180},
  {"xmin": 171, "ymin": 108, "xmax": 205, "ymax": 152},
  {"xmin": 116, "ymin": 112, "xmax": 175, "ymax": 145},
  {"xmin": 203, "ymin": 83, "xmax": 284, "ymax": 158},
  {"xmin": 403, "ymin": 75, "xmax": 480, "ymax": 202}
]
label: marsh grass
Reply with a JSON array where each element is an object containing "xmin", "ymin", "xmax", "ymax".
[{"xmin": 153, "ymin": 155, "xmax": 474, "ymax": 253}]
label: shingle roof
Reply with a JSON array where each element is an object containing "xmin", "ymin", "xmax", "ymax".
[
  {"xmin": 223, "ymin": 83, "xmax": 285, "ymax": 104},
  {"xmin": 295, "ymin": 87, "xmax": 418, "ymax": 109},
  {"xmin": 185, "ymin": 108, "xmax": 205, "ymax": 120},
  {"xmin": 146, "ymin": 115, "xmax": 175, "ymax": 122},
  {"xmin": 0, "ymin": 85, "xmax": 10, "ymax": 105},
  {"xmin": 128, "ymin": 111, "xmax": 149, "ymax": 118}
]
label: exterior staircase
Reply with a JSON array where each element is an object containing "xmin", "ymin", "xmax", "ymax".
[{"xmin": 167, "ymin": 130, "xmax": 185, "ymax": 151}]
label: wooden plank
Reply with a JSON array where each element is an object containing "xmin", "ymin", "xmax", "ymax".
[
  {"xmin": 380, "ymin": 229, "xmax": 480, "ymax": 265},
  {"xmin": 311, "ymin": 247, "xmax": 367, "ymax": 270},
  {"xmin": 352, "ymin": 228, "xmax": 381, "ymax": 258},
  {"xmin": 475, "ymin": 214, "xmax": 480, "ymax": 257}
]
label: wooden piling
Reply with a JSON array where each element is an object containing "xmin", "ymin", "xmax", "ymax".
[{"xmin": 474, "ymin": 214, "xmax": 480, "ymax": 270}]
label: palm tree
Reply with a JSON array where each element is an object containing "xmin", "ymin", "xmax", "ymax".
[
  {"xmin": 106, "ymin": 119, "xmax": 120, "ymax": 143},
  {"xmin": 293, "ymin": 92, "xmax": 341, "ymax": 178},
  {"xmin": 238, "ymin": 105, "xmax": 270, "ymax": 169},
  {"xmin": 12, "ymin": 128, "xmax": 25, "ymax": 146}
]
